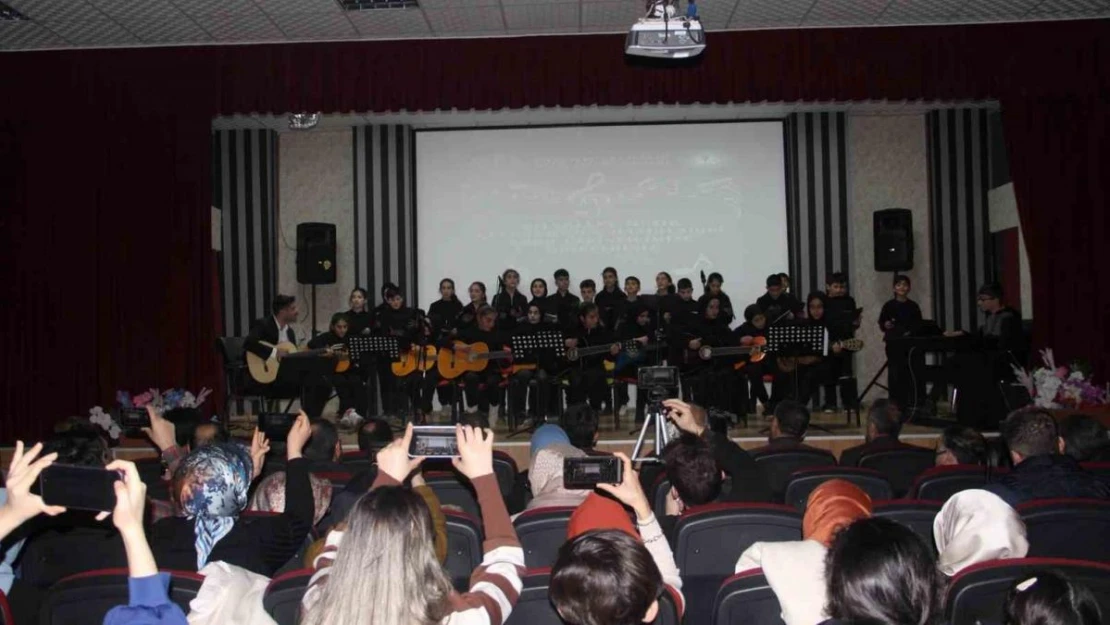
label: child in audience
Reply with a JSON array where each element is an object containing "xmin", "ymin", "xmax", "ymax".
[
  {"xmin": 301, "ymin": 424, "xmax": 525, "ymax": 625},
  {"xmin": 1004, "ymin": 571, "xmax": 1103, "ymax": 625},
  {"xmin": 933, "ymin": 489, "xmax": 1028, "ymax": 576}
]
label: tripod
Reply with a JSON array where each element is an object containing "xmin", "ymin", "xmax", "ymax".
[{"xmin": 631, "ymin": 394, "xmax": 674, "ymax": 462}]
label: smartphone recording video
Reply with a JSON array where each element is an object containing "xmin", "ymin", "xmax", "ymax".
[
  {"xmin": 37, "ymin": 464, "xmax": 122, "ymax": 512},
  {"xmin": 409, "ymin": 426, "xmax": 460, "ymax": 459},
  {"xmin": 563, "ymin": 456, "xmax": 623, "ymax": 490}
]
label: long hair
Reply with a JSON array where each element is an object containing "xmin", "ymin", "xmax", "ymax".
[
  {"xmin": 301, "ymin": 487, "xmax": 454, "ymax": 625},
  {"xmin": 439, "ymin": 278, "xmax": 460, "ymax": 303}
]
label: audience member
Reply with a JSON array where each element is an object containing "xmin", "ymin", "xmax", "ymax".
[
  {"xmin": 149, "ymin": 413, "xmax": 315, "ymax": 575},
  {"xmin": 191, "ymin": 420, "xmax": 230, "ymax": 449},
  {"xmin": 304, "ymin": 418, "xmax": 346, "ymax": 473},
  {"xmin": 821, "ymin": 517, "xmax": 943, "ymax": 625},
  {"xmin": 562, "ymin": 403, "xmax": 602, "ymax": 453},
  {"xmin": 356, "ymin": 417, "xmax": 394, "ymax": 456},
  {"xmin": 988, "ymin": 408, "xmax": 1110, "ymax": 505},
  {"xmin": 933, "ymin": 489, "xmax": 1028, "ymax": 576},
  {"xmin": 838, "ymin": 399, "xmax": 919, "ymax": 467},
  {"xmin": 664, "ymin": 398, "xmax": 772, "ymax": 502},
  {"xmin": 750, "ymin": 401, "xmax": 826, "ymax": 454},
  {"xmin": 555, "ymin": 452, "xmax": 684, "ymax": 624},
  {"xmin": 935, "ymin": 425, "xmax": 989, "ymax": 466},
  {"xmin": 735, "ymin": 480, "xmax": 872, "ymax": 625},
  {"xmin": 301, "ymin": 424, "xmax": 525, "ymax": 625},
  {"xmin": 1059, "ymin": 413, "xmax": 1110, "ymax": 462},
  {"xmin": 249, "ymin": 471, "xmax": 334, "ymax": 526},
  {"xmin": 525, "ymin": 425, "xmax": 589, "ymax": 511},
  {"xmin": 1004, "ymin": 571, "xmax": 1103, "ymax": 625}
]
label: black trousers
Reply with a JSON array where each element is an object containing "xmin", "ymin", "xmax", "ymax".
[
  {"xmin": 886, "ymin": 343, "xmax": 927, "ymax": 414},
  {"xmin": 686, "ymin": 367, "xmax": 736, "ymax": 413},
  {"xmin": 509, "ymin": 368, "xmax": 558, "ymax": 418},
  {"xmin": 399, "ymin": 369, "xmax": 439, "ymax": 415},
  {"xmin": 303, "ymin": 371, "xmax": 366, "ymax": 418},
  {"xmin": 568, "ymin": 367, "xmax": 609, "ymax": 410},
  {"xmin": 462, "ymin": 370, "xmax": 503, "ymax": 412}
]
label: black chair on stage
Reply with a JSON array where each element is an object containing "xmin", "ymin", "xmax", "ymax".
[
  {"xmin": 908, "ymin": 464, "xmax": 1001, "ymax": 501},
  {"xmin": 513, "ymin": 506, "xmax": 577, "ymax": 569},
  {"xmin": 675, "ymin": 503, "xmax": 802, "ymax": 625},
  {"xmin": 263, "ymin": 568, "xmax": 313, "ymax": 625},
  {"xmin": 216, "ymin": 336, "xmax": 273, "ymax": 424},
  {"xmin": 41, "ymin": 568, "xmax": 203, "ymax": 625},
  {"xmin": 857, "ymin": 447, "xmax": 936, "ymax": 498},
  {"xmin": 751, "ymin": 449, "xmax": 837, "ymax": 503},
  {"xmin": 1017, "ymin": 498, "xmax": 1110, "ymax": 563},
  {"xmin": 945, "ymin": 558, "xmax": 1110, "ymax": 625},
  {"xmin": 782, "ymin": 467, "xmax": 893, "ymax": 509},
  {"xmin": 871, "ymin": 500, "xmax": 942, "ymax": 550},
  {"xmin": 713, "ymin": 569, "xmax": 786, "ymax": 625}
]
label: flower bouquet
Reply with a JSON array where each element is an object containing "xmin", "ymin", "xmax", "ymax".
[{"xmin": 1013, "ymin": 349, "xmax": 1110, "ymax": 410}]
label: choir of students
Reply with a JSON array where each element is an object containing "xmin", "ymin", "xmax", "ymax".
[{"xmin": 301, "ymin": 265, "xmax": 895, "ymax": 428}]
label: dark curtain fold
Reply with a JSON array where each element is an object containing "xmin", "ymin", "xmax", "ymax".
[
  {"xmin": 1, "ymin": 19, "xmax": 1108, "ymax": 439},
  {"xmin": 1001, "ymin": 95, "xmax": 1110, "ymax": 376}
]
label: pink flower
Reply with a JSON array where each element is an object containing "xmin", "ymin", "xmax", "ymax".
[{"xmin": 1055, "ymin": 367, "xmax": 1069, "ymax": 379}]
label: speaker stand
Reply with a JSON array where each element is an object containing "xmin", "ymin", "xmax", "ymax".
[{"xmin": 311, "ymin": 284, "xmax": 319, "ymax": 338}]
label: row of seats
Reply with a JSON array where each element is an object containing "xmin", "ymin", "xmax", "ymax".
[{"xmin": 35, "ymin": 557, "xmax": 1110, "ymax": 625}]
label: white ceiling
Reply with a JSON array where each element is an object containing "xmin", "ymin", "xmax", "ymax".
[{"xmin": 1, "ymin": 0, "xmax": 1107, "ymax": 51}]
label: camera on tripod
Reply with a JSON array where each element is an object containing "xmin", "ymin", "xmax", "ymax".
[{"xmin": 637, "ymin": 366, "xmax": 679, "ymax": 404}]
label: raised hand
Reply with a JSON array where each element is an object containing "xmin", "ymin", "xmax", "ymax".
[
  {"xmin": 662, "ymin": 398, "xmax": 707, "ymax": 436},
  {"xmin": 286, "ymin": 412, "xmax": 311, "ymax": 460},
  {"xmin": 1, "ymin": 441, "xmax": 65, "ymax": 525},
  {"xmin": 452, "ymin": 425, "xmax": 494, "ymax": 480},
  {"xmin": 249, "ymin": 427, "xmax": 271, "ymax": 480},
  {"xmin": 140, "ymin": 405, "xmax": 176, "ymax": 452},
  {"xmin": 595, "ymin": 452, "xmax": 651, "ymax": 521},
  {"xmin": 376, "ymin": 423, "xmax": 424, "ymax": 482},
  {"xmin": 103, "ymin": 460, "xmax": 147, "ymax": 534}
]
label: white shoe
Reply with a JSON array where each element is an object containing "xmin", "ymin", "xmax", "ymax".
[
  {"xmin": 465, "ymin": 405, "xmax": 479, "ymax": 414},
  {"xmin": 488, "ymin": 407, "xmax": 499, "ymax": 428},
  {"xmin": 339, "ymin": 409, "xmax": 364, "ymax": 430},
  {"xmin": 618, "ymin": 406, "xmax": 629, "ymax": 418}
]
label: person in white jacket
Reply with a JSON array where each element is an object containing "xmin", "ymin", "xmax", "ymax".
[{"xmin": 735, "ymin": 479, "xmax": 872, "ymax": 625}]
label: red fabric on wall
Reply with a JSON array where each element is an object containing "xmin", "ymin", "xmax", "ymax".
[{"xmin": 0, "ymin": 19, "xmax": 1108, "ymax": 439}]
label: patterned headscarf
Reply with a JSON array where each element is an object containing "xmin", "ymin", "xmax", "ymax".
[
  {"xmin": 250, "ymin": 471, "xmax": 333, "ymax": 526},
  {"xmin": 174, "ymin": 443, "xmax": 253, "ymax": 569}
]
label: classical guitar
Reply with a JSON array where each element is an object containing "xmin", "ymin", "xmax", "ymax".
[
  {"xmin": 565, "ymin": 342, "xmax": 622, "ymax": 362},
  {"xmin": 437, "ymin": 341, "xmax": 515, "ymax": 379},
  {"xmin": 696, "ymin": 336, "xmax": 768, "ymax": 370},
  {"xmin": 391, "ymin": 344, "xmax": 438, "ymax": 377},
  {"xmin": 246, "ymin": 341, "xmax": 345, "ymax": 384},
  {"xmin": 776, "ymin": 338, "xmax": 865, "ymax": 373}
]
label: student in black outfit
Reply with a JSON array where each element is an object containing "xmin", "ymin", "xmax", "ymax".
[
  {"xmin": 457, "ymin": 306, "xmax": 508, "ymax": 421},
  {"xmin": 377, "ymin": 287, "xmax": 434, "ymax": 421},
  {"xmin": 614, "ymin": 302, "xmax": 654, "ymax": 421},
  {"xmin": 370, "ymin": 283, "xmax": 401, "ymax": 417},
  {"xmin": 578, "ymin": 279, "xmax": 596, "ymax": 304},
  {"xmin": 510, "ymin": 303, "xmax": 559, "ymax": 421},
  {"xmin": 345, "ymin": 288, "xmax": 374, "ymax": 337},
  {"xmin": 686, "ymin": 296, "xmax": 737, "ymax": 414},
  {"xmin": 821, "ymin": 271, "xmax": 860, "ymax": 413},
  {"xmin": 428, "ymin": 278, "xmax": 464, "ymax": 412},
  {"xmin": 618, "ymin": 276, "xmax": 642, "ymax": 330},
  {"xmin": 457, "ymin": 281, "xmax": 488, "ymax": 332},
  {"xmin": 782, "ymin": 292, "xmax": 845, "ymax": 407},
  {"xmin": 343, "ymin": 287, "xmax": 378, "ymax": 415},
  {"xmin": 551, "ymin": 269, "xmax": 581, "ymax": 330},
  {"xmin": 756, "ymin": 274, "xmax": 803, "ymax": 325},
  {"xmin": 567, "ymin": 303, "xmax": 620, "ymax": 410},
  {"xmin": 305, "ymin": 313, "xmax": 365, "ymax": 419},
  {"xmin": 492, "ymin": 268, "xmax": 528, "ymax": 331},
  {"xmin": 529, "ymin": 277, "xmax": 558, "ymax": 325},
  {"xmin": 655, "ymin": 271, "xmax": 676, "ymax": 296},
  {"xmin": 698, "ymin": 272, "xmax": 735, "ymax": 324},
  {"xmin": 879, "ymin": 275, "xmax": 924, "ymax": 413},
  {"xmin": 734, "ymin": 304, "xmax": 771, "ymax": 415},
  {"xmin": 594, "ymin": 267, "xmax": 626, "ymax": 330},
  {"xmin": 665, "ymin": 278, "xmax": 702, "ymax": 385}
]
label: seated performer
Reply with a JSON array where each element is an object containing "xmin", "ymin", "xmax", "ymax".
[
  {"xmin": 821, "ymin": 271, "xmax": 860, "ymax": 413},
  {"xmin": 492, "ymin": 268, "xmax": 528, "ymax": 331},
  {"xmin": 776, "ymin": 292, "xmax": 844, "ymax": 408},
  {"xmin": 734, "ymin": 304, "xmax": 771, "ymax": 416},
  {"xmin": 343, "ymin": 287, "xmax": 378, "ymax": 416},
  {"xmin": 551, "ymin": 269, "xmax": 581, "ymax": 330},
  {"xmin": 305, "ymin": 313, "xmax": 366, "ymax": 420},
  {"xmin": 427, "ymin": 278, "xmax": 463, "ymax": 414},
  {"xmin": 878, "ymin": 274, "xmax": 925, "ymax": 413},
  {"xmin": 344, "ymin": 287, "xmax": 374, "ymax": 337},
  {"xmin": 698, "ymin": 272, "xmax": 735, "ymax": 324},
  {"xmin": 510, "ymin": 303, "xmax": 560, "ymax": 422},
  {"xmin": 243, "ymin": 295, "xmax": 316, "ymax": 411},
  {"xmin": 684, "ymin": 295, "xmax": 737, "ymax": 415},
  {"xmin": 614, "ymin": 302, "xmax": 655, "ymax": 422},
  {"xmin": 757, "ymin": 274, "xmax": 803, "ymax": 325},
  {"xmin": 566, "ymin": 303, "xmax": 620, "ymax": 411},
  {"xmin": 529, "ymin": 277, "xmax": 559, "ymax": 325},
  {"xmin": 456, "ymin": 305, "xmax": 509, "ymax": 425},
  {"xmin": 378, "ymin": 287, "xmax": 436, "ymax": 423},
  {"xmin": 457, "ymin": 281, "xmax": 488, "ymax": 332}
]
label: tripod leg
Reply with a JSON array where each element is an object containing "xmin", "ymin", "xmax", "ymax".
[{"xmin": 631, "ymin": 412, "xmax": 653, "ymax": 461}]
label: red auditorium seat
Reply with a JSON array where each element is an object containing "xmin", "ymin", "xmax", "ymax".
[
  {"xmin": 1080, "ymin": 461, "xmax": 1110, "ymax": 480},
  {"xmin": 712, "ymin": 569, "xmax": 786, "ymax": 625},
  {"xmin": 782, "ymin": 467, "xmax": 893, "ymax": 509},
  {"xmin": 424, "ymin": 452, "xmax": 519, "ymax": 500},
  {"xmin": 1017, "ymin": 498, "xmax": 1110, "ymax": 563},
  {"xmin": 908, "ymin": 464, "xmax": 1003, "ymax": 501},
  {"xmin": 41, "ymin": 568, "xmax": 204, "ymax": 625},
  {"xmin": 263, "ymin": 568, "xmax": 313, "ymax": 625},
  {"xmin": 871, "ymin": 500, "xmax": 942, "ymax": 550},
  {"xmin": 945, "ymin": 558, "xmax": 1110, "ymax": 625},
  {"xmin": 675, "ymin": 503, "xmax": 802, "ymax": 625},
  {"xmin": 512, "ymin": 506, "xmax": 579, "ymax": 569},
  {"xmin": 425, "ymin": 471, "xmax": 483, "ymax": 521},
  {"xmin": 856, "ymin": 447, "xmax": 936, "ymax": 498},
  {"xmin": 444, "ymin": 509, "xmax": 484, "ymax": 591},
  {"xmin": 751, "ymin": 449, "xmax": 837, "ymax": 502},
  {"xmin": 0, "ymin": 590, "xmax": 13, "ymax": 625},
  {"xmin": 504, "ymin": 568, "xmax": 682, "ymax": 625}
]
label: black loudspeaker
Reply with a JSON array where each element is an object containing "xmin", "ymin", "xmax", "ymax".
[
  {"xmin": 873, "ymin": 209, "xmax": 914, "ymax": 272},
  {"xmin": 296, "ymin": 222, "xmax": 336, "ymax": 285}
]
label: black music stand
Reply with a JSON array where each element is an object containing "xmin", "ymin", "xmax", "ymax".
[
  {"xmin": 347, "ymin": 336, "xmax": 401, "ymax": 420},
  {"xmin": 507, "ymin": 330, "xmax": 566, "ymax": 438},
  {"xmin": 766, "ymin": 324, "xmax": 833, "ymax": 434},
  {"xmin": 272, "ymin": 355, "xmax": 335, "ymax": 421}
]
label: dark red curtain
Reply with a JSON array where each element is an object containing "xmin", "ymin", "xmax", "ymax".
[{"xmin": 1, "ymin": 19, "xmax": 1108, "ymax": 439}]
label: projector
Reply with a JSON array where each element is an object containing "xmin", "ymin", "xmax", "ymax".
[{"xmin": 625, "ymin": 0, "xmax": 705, "ymax": 59}]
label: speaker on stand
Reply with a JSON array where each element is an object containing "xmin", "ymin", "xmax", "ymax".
[
  {"xmin": 296, "ymin": 222, "xmax": 337, "ymax": 337},
  {"xmin": 860, "ymin": 209, "xmax": 915, "ymax": 405}
]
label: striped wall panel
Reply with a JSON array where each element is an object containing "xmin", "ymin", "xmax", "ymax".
[
  {"xmin": 212, "ymin": 129, "xmax": 278, "ymax": 337},
  {"xmin": 352, "ymin": 125, "xmax": 418, "ymax": 307},
  {"xmin": 927, "ymin": 109, "xmax": 992, "ymax": 332},
  {"xmin": 785, "ymin": 112, "xmax": 852, "ymax": 298}
]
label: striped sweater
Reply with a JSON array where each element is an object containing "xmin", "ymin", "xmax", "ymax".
[{"xmin": 302, "ymin": 472, "xmax": 525, "ymax": 625}]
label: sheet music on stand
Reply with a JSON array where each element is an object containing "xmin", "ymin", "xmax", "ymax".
[
  {"xmin": 511, "ymin": 330, "xmax": 567, "ymax": 359},
  {"xmin": 766, "ymin": 325, "xmax": 828, "ymax": 356},
  {"xmin": 347, "ymin": 336, "xmax": 401, "ymax": 364}
]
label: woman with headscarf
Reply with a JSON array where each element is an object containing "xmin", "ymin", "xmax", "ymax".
[
  {"xmin": 249, "ymin": 471, "xmax": 334, "ymax": 527},
  {"xmin": 735, "ymin": 479, "xmax": 873, "ymax": 625},
  {"xmin": 521, "ymin": 425, "xmax": 591, "ymax": 514},
  {"xmin": 934, "ymin": 489, "xmax": 1028, "ymax": 576},
  {"xmin": 149, "ymin": 414, "xmax": 315, "ymax": 576}
]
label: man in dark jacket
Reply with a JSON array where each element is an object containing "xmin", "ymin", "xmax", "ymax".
[
  {"xmin": 839, "ymin": 399, "xmax": 921, "ymax": 467},
  {"xmin": 987, "ymin": 408, "xmax": 1110, "ymax": 505},
  {"xmin": 749, "ymin": 401, "xmax": 827, "ymax": 455}
]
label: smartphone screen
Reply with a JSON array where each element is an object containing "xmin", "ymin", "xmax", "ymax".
[
  {"xmin": 38, "ymin": 464, "xmax": 122, "ymax": 512},
  {"xmin": 409, "ymin": 426, "xmax": 460, "ymax": 459},
  {"xmin": 260, "ymin": 413, "xmax": 294, "ymax": 441},
  {"xmin": 118, "ymin": 407, "xmax": 150, "ymax": 428}
]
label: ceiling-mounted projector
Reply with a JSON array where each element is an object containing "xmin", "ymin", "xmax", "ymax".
[{"xmin": 625, "ymin": 0, "xmax": 705, "ymax": 59}]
